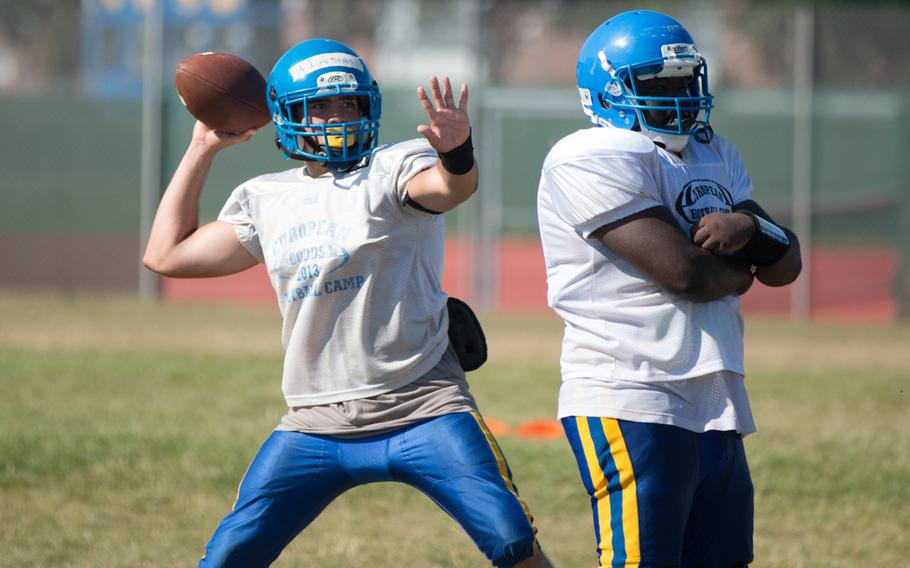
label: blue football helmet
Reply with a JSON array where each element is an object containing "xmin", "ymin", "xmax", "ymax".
[
  {"xmin": 267, "ymin": 39, "xmax": 381, "ymax": 172},
  {"xmin": 576, "ymin": 10, "xmax": 713, "ymax": 152}
]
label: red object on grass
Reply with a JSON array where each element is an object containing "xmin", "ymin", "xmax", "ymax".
[{"xmin": 515, "ymin": 420, "xmax": 563, "ymax": 440}]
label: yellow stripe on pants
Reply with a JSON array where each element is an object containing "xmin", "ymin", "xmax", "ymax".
[
  {"xmin": 601, "ymin": 418, "xmax": 640, "ymax": 567},
  {"xmin": 575, "ymin": 416, "xmax": 614, "ymax": 565},
  {"xmin": 470, "ymin": 411, "xmax": 540, "ymax": 555}
]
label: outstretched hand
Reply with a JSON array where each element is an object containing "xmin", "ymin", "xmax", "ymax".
[{"xmin": 416, "ymin": 76, "xmax": 470, "ymax": 153}]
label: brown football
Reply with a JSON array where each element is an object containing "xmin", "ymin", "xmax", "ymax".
[{"xmin": 174, "ymin": 52, "xmax": 271, "ymax": 133}]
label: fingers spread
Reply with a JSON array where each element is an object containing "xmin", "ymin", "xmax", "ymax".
[
  {"xmin": 420, "ymin": 76, "xmax": 469, "ymax": 112},
  {"xmin": 429, "ymin": 75, "xmax": 445, "ymax": 108},
  {"xmin": 443, "ymin": 76, "xmax": 455, "ymax": 108},
  {"xmin": 416, "ymin": 86, "xmax": 437, "ymax": 119}
]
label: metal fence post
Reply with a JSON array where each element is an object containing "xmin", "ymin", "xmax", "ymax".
[
  {"xmin": 791, "ymin": 3, "xmax": 815, "ymax": 320},
  {"xmin": 477, "ymin": 107, "xmax": 503, "ymax": 310},
  {"xmin": 139, "ymin": 0, "xmax": 165, "ymax": 300},
  {"xmin": 896, "ymin": 98, "xmax": 910, "ymax": 320}
]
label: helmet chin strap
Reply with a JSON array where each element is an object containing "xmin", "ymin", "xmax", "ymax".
[
  {"xmin": 641, "ymin": 123, "xmax": 714, "ymax": 153},
  {"xmin": 321, "ymin": 158, "xmax": 364, "ymax": 174},
  {"xmin": 282, "ymin": 134, "xmax": 367, "ymax": 173},
  {"xmin": 644, "ymin": 130, "xmax": 690, "ymax": 153}
]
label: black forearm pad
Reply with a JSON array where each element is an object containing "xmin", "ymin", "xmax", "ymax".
[
  {"xmin": 439, "ymin": 133, "xmax": 474, "ymax": 175},
  {"xmin": 740, "ymin": 210, "xmax": 791, "ymax": 265}
]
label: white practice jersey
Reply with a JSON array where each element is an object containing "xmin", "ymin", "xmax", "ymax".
[
  {"xmin": 537, "ymin": 127, "xmax": 756, "ymax": 434},
  {"xmin": 219, "ymin": 139, "xmax": 449, "ymax": 407}
]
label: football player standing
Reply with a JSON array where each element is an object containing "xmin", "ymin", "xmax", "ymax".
[
  {"xmin": 145, "ymin": 39, "xmax": 553, "ymax": 568},
  {"xmin": 537, "ymin": 11, "xmax": 801, "ymax": 568}
]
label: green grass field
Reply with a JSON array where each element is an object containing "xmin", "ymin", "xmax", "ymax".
[{"xmin": 1, "ymin": 293, "xmax": 908, "ymax": 567}]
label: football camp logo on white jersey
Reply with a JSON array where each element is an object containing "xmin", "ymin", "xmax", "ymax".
[{"xmin": 675, "ymin": 179, "xmax": 733, "ymax": 224}]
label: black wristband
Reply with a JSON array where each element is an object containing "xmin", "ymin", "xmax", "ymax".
[
  {"xmin": 739, "ymin": 210, "xmax": 791, "ymax": 265},
  {"xmin": 438, "ymin": 133, "xmax": 475, "ymax": 175}
]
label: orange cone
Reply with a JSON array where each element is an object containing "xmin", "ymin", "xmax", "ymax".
[
  {"xmin": 484, "ymin": 418, "xmax": 510, "ymax": 437},
  {"xmin": 515, "ymin": 420, "xmax": 563, "ymax": 440}
]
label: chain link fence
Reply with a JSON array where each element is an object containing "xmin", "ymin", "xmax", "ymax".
[{"xmin": 1, "ymin": 0, "xmax": 907, "ymax": 319}]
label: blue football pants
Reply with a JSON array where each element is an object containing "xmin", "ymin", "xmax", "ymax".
[
  {"xmin": 563, "ymin": 417, "xmax": 754, "ymax": 568},
  {"xmin": 199, "ymin": 411, "xmax": 540, "ymax": 567}
]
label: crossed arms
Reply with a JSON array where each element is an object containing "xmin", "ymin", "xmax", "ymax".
[{"xmin": 592, "ymin": 200, "xmax": 801, "ymax": 302}]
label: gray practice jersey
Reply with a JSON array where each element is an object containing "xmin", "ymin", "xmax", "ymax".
[{"xmin": 219, "ymin": 139, "xmax": 450, "ymax": 407}]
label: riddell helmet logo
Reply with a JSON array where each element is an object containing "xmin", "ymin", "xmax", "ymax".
[
  {"xmin": 675, "ymin": 179, "xmax": 733, "ymax": 223},
  {"xmin": 317, "ymin": 71, "xmax": 357, "ymax": 88},
  {"xmin": 662, "ymin": 43, "xmax": 698, "ymax": 59}
]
